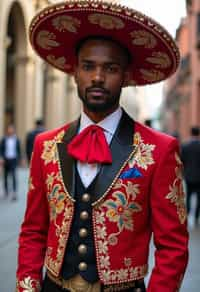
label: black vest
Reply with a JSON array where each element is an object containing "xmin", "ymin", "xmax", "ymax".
[{"xmin": 61, "ymin": 169, "xmax": 99, "ymax": 282}]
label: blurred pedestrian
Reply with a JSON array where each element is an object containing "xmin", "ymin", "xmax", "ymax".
[
  {"xmin": 181, "ymin": 126, "xmax": 200, "ymax": 225},
  {"xmin": 25, "ymin": 119, "xmax": 45, "ymax": 163},
  {"xmin": 0, "ymin": 124, "xmax": 21, "ymax": 200},
  {"xmin": 16, "ymin": 2, "xmax": 188, "ymax": 292}
]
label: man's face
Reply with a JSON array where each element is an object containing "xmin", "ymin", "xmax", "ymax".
[{"xmin": 74, "ymin": 39, "xmax": 130, "ymax": 114}]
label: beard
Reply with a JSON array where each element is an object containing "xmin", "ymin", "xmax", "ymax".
[{"xmin": 77, "ymin": 86, "xmax": 121, "ymax": 113}]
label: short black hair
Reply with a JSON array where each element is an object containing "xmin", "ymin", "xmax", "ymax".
[
  {"xmin": 75, "ymin": 35, "xmax": 132, "ymax": 66},
  {"xmin": 191, "ymin": 126, "xmax": 200, "ymax": 136},
  {"xmin": 35, "ymin": 119, "xmax": 44, "ymax": 126}
]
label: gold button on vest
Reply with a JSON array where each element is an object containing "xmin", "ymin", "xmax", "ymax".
[
  {"xmin": 80, "ymin": 211, "xmax": 89, "ymax": 220},
  {"xmin": 82, "ymin": 193, "xmax": 91, "ymax": 202},
  {"xmin": 78, "ymin": 244, "xmax": 87, "ymax": 255},
  {"xmin": 78, "ymin": 262, "xmax": 88, "ymax": 271},
  {"xmin": 79, "ymin": 228, "xmax": 88, "ymax": 238}
]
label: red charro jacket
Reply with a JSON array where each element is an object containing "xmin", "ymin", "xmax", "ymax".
[{"xmin": 16, "ymin": 112, "xmax": 188, "ymax": 292}]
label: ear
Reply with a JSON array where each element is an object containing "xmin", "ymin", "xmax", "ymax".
[{"xmin": 122, "ymin": 70, "xmax": 131, "ymax": 87}]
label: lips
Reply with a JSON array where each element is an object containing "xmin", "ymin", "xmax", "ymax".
[{"xmin": 87, "ymin": 88, "xmax": 108, "ymax": 96}]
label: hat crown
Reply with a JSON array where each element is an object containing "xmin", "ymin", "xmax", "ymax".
[{"xmin": 29, "ymin": 0, "xmax": 180, "ymax": 86}]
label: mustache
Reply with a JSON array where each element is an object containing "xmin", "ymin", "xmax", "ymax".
[{"xmin": 86, "ymin": 86, "xmax": 110, "ymax": 95}]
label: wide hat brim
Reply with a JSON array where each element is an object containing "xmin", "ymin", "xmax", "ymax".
[{"xmin": 29, "ymin": 0, "xmax": 180, "ymax": 86}]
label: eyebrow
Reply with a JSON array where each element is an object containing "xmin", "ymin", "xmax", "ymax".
[{"xmin": 80, "ymin": 59, "xmax": 121, "ymax": 66}]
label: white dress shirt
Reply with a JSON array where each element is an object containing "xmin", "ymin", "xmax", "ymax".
[
  {"xmin": 77, "ymin": 107, "xmax": 122, "ymax": 187},
  {"xmin": 5, "ymin": 135, "xmax": 17, "ymax": 159}
]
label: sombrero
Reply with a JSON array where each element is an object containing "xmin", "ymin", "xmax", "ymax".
[{"xmin": 29, "ymin": 0, "xmax": 180, "ymax": 86}]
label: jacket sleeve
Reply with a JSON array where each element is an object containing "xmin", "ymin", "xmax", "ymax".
[
  {"xmin": 16, "ymin": 135, "xmax": 49, "ymax": 292},
  {"xmin": 147, "ymin": 138, "xmax": 189, "ymax": 292}
]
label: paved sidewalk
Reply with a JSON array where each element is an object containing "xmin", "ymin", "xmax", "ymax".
[{"xmin": 0, "ymin": 168, "xmax": 200, "ymax": 291}]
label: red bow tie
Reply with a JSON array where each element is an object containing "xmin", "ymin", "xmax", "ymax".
[{"xmin": 67, "ymin": 125, "xmax": 112, "ymax": 164}]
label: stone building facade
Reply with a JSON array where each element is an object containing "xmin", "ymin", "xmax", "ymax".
[
  {"xmin": 0, "ymin": 0, "xmax": 147, "ymax": 150},
  {"xmin": 0, "ymin": 0, "xmax": 82, "ymax": 142},
  {"xmin": 162, "ymin": 0, "xmax": 200, "ymax": 142}
]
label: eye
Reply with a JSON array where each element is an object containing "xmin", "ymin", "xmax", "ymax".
[
  {"xmin": 81, "ymin": 63, "xmax": 94, "ymax": 71},
  {"xmin": 105, "ymin": 65, "xmax": 120, "ymax": 73}
]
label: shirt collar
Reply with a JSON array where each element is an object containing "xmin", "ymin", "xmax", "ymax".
[{"xmin": 79, "ymin": 107, "xmax": 122, "ymax": 136}]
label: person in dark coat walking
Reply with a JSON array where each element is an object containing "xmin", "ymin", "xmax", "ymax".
[
  {"xmin": 181, "ymin": 126, "xmax": 200, "ymax": 225},
  {"xmin": 0, "ymin": 124, "xmax": 21, "ymax": 200},
  {"xmin": 25, "ymin": 119, "xmax": 45, "ymax": 163}
]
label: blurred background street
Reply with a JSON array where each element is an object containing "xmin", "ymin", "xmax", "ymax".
[{"xmin": 0, "ymin": 168, "xmax": 200, "ymax": 292}]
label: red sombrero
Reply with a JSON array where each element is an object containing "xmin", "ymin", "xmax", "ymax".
[{"xmin": 29, "ymin": 0, "xmax": 180, "ymax": 86}]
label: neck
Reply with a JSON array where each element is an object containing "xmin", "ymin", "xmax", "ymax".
[{"xmin": 83, "ymin": 106, "xmax": 119, "ymax": 123}]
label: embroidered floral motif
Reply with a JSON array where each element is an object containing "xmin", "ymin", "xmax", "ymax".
[
  {"xmin": 105, "ymin": 191, "xmax": 141, "ymax": 244},
  {"xmin": 101, "ymin": 180, "xmax": 141, "ymax": 246},
  {"xmin": 46, "ymin": 173, "xmax": 57, "ymax": 190},
  {"xmin": 48, "ymin": 184, "xmax": 66, "ymax": 222},
  {"xmin": 41, "ymin": 130, "xmax": 64, "ymax": 165},
  {"xmin": 45, "ymin": 203, "xmax": 74, "ymax": 275},
  {"xmin": 146, "ymin": 52, "xmax": 171, "ymax": 69},
  {"xmin": 129, "ymin": 132, "xmax": 155, "ymax": 170},
  {"xmin": 130, "ymin": 30, "xmax": 157, "ymax": 49},
  {"xmin": 46, "ymin": 55, "xmax": 71, "ymax": 70},
  {"xmin": 166, "ymin": 152, "xmax": 187, "ymax": 224},
  {"xmin": 140, "ymin": 69, "xmax": 165, "ymax": 82},
  {"xmin": 16, "ymin": 276, "xmax": 41, "ymax": 292},
  {"xmin": 36, "ymin": 30, "xmax": 59, "ymax": 50},
  {"xmin": 41, "ymin": 132, "xmax": 74, "ymax": 276},
  {"xmin": 124, "ymin": 257, "xmax": 132, "ymax": 267},
  {"xmin": 52, "ymin": 15, "xmax": 81, "ymax": 33},
  {"xmin": 46, "ymin": 172, "xmax": 67, "ymax": 222},
  {"xmin": 88, "ymin": 13, "xmax": 124, "ymax": 30}
]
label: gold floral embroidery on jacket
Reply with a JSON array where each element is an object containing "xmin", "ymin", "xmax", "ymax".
[
  {"xmin": 41, "ymin": 130, "xmax": 64, "ymax": 165},
  {"xmin": 129, "ymin": 132, "xmax": 155, "ymax": 170},
  {"xmin": 16, "ymin": 276, "xmax": 41, "ymax": 292},
  {"xmin": 103, "ymin": 180, "xmax": 142, "ymax": 245},
  {"xmin": 45, "ymin": 203, "xmax": 74, "ymax": 275},
  {"xmin": 46, "ymin": 172, "xmax": 66, "ymax": 222},
  {"xmin": 48, "ymin": 184, "xmax": 66, "ymax": 222},
  {"xmin": 94, "ymin": 209, "xmax": 148, "ymax": 284},
  {"xmin": 166, "ymin": 152, "xmax": 187, "ymax": 224},
  {"xmin": 44, "ymin": 171, "xmax": 74, "ymax": 275}
]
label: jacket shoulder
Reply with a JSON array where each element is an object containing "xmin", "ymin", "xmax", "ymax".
[
  {"xmin": 35, "ymin": 123, "xmax": 70, "ymax": 144},
  {"xmin": 134, "ymin": 121, "xmax": 178, "ymax": 148}
]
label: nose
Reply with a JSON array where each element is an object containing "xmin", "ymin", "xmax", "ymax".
[{"xmin": 92, "ymin": 67, "xmax": 105, "ymax": 84}]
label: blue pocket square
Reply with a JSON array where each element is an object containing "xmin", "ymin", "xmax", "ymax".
[{"xmin": 119, "ymin": 167, "xmax": 142, "ymax": 179}]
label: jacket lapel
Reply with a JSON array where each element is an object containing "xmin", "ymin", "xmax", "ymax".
[
  {"xmin": 93, "ymin": 111, "xmax": 136, "ymax": 203},
  {"xmin": 56, "ymin": 111, "xmax": 136, "ymax": 202},
  {"xmin": 57, "ymin": 119, "xmax": 80, "ymax": 198}
]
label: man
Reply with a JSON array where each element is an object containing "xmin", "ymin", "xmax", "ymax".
[
  {"xmin": 0, "ymin": 124, "xmax": 21, "ymax": 200},
  {"xmin": 16, "ymin": 1, "xmax": 188, "ymax": 292},
  {"xmin": 25, "ymin": 119, "xmax": 45, "ymax": 163},
  {"xmin": 181, "ymin": 126, "xmax": 200, "ymax": 225}
]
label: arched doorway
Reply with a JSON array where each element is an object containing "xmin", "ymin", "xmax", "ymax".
[{"xmin": 5, "ymin": 2, "xmax": 27, "ymax": 134}]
